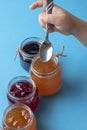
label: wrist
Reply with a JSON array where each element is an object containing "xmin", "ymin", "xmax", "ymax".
[
  {"xmin": 71, "ymin": 15, "xmax": 87, "ymax": 46},
  {"xmin": 72, "ymin": 17, "xmax": 82, "ymax": 34}
]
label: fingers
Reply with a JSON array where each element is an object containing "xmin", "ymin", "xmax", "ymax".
[
  {"xmin": 39, "ymin": 12, "xmax": 56, "ymax": 25},
  {"xmin": 30, "ymin": 1, "xmax": 42, "ymax": 9},
  {"xmin": 30, "ymin": 1, "xmax": 45, "ymax": 9},
  {"xmin": 38, "ymin": 12, "xmax": 56, "ymax": 32}
]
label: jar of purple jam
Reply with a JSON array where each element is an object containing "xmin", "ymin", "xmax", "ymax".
[
  {"xmin": 19, "ymin": 37, "xmax": 43, "ymax": 71},
  {"xmin": 7, "ymin": 76, "xmax": 39, "ymax": 111}
]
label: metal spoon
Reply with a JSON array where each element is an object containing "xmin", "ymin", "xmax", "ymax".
[{"xmin": 39, "ymin": 0, "xmax": 53, "ymax": 62}]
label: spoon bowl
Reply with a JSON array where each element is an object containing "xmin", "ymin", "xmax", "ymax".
[{"xmin": 39, "ymin": 37, "xmax": 53, "ymax": 62}]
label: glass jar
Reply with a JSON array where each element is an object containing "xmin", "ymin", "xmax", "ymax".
[
  {"xmin": 30, "ymin": 54, "xmax": 62, "ymax": 96},
  {"xmin": 2, "ymin": 103, "xmax": 37, "ymax": 130},
  {"xmin": 19, "ymin": 37, "xmax": 43, "ymax": 71},
  {"xmin": 7, "ymin": 76, "xmax": 39, "ymax": 111}
]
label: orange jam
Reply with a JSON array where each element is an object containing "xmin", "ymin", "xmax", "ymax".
[
  {"xmin": 30, "ymin": 54, "xmax": 62, "ymax": 96},
  {"xmin": 2, "ymin": 103, "xmax": 36, "ymax": 130}
]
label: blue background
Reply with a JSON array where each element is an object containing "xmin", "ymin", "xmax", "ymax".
[{"xmin": 0, "ymin": 0, "xmax": 87, "ymax": 129}]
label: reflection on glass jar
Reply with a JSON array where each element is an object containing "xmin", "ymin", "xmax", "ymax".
[
  {"xmin": 19, "ymin": 37, "xmax": 43, "ymax": 71},
  {"xmin": 7, "ymin": 76, "xmax": 39, "ymax": 111},
  {"xmin": 2, "ymin": 103, "xmax": 37, "ymax": 130},
  {"xmin": 30, "ymin": 54, "xmax": 62, "ymax": 96}
]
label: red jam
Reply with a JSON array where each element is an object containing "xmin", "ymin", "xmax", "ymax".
[
  {"xmin": 7, "ymin": 76, "xmax": 39, "ymax": 111},
  {"xmin": 10, "ymin": 82, "xmax": 34, "ymax": 97}
]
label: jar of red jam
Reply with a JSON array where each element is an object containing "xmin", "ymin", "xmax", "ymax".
[
  {"xmin": 30, "ymin": 54, "xmax": 62, "ymax": 96},
  {"xmin": 19, "ymin": 37, "xmax": 43, "ymax": 71},
  {"xmin": 2, "ymin": 103, "xmax": 37, "ymax": 130},
  {"xmin": 7, "ymin": 76, "xmax": 39, "ymax": 111}
]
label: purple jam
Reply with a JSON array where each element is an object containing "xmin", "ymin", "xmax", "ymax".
[
  {"xmin": 19, "ymin": 41, "xmax": 41, "ymax": 71},
  {"xmin": 22, "ymin": 42, "xmax": 40, "ymax": 54},
  {"xmin": 7, "ymin": 81, "xmax": 39, "ymax": 111}
]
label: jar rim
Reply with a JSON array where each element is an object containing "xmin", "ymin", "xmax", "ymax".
[
  {"xmin": 30, "ymin": 54, "xmax": 61, "ymax": 77},
  {"xmin": 2, "ymin": 103, "xmax": 33, "ymax": 130},
  {"xmin": 7, "ymin": 76, "xmax": 36, "ymax": 101},
  {"xmin": 19, "ymin": 37, "xmax": 43, "ymax": 58}
]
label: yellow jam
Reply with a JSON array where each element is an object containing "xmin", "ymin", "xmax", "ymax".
[
  {"xmin": 6, "ymin": 107, "xmax": 30, "ymax": 129},
  {"xmin": 30, "ymin": 55, "xmax": 62, "ymax": 96},
  {"xmin": 2, "ymin": 104, "xmax": 36, "ymax": 130}
]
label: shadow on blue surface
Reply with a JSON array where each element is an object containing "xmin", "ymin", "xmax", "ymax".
[{"xmin": 34, "ymin": 74, "xmax": 86, "ymax": 130}]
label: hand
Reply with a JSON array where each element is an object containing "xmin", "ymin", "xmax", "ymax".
[
  {"xmin": 30, "ymin": 0, "xmax": 87, "ymax": 46},
  {"xmin": 39, "ymin": 5, "xmax": 76, "ymax": 35},
  {"xmin": 30, "ymin": 1, "xmax": 75, "ymax": 35}
]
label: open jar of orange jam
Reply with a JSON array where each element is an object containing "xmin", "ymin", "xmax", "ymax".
[
  {"xmin": 2, "ymin": 103, "xmax": 37, "ymax": 130},
  {"xmin": 30, "ymin": 54, "xmax": 62, "ymax": 96}
]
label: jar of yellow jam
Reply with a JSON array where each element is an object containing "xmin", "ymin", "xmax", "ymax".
[
  {"xmin": 30, "ymin": 54, "xmax": 62, "ymax": 96},
  {"xmin": 2, "ymin": 103, "xmax": 37, "ymax": 130}
]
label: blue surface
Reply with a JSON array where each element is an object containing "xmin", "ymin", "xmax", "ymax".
[{"xmin": 0, "ymin": 0, "xmax": 87, "ymax": 129}]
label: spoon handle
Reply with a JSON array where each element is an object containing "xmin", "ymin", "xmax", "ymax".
[
  {"xmin": 46, "ymin": 0, "xmax": 53, "ymax": 14},
  {"xmin": 46, "ymin": 0, "xmax": 53, "ymax": 39}
]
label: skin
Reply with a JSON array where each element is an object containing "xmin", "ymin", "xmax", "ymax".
[{"xmin": 30, "ymin": 0, "xmax": 87, "ymax": 46}]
